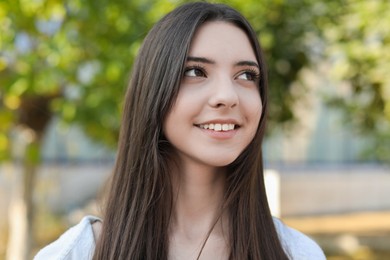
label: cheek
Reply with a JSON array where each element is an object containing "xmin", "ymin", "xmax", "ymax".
[
  {"xmin": 247, "ymin": 95, "xmax": 263, "ymax": 141},
  {"xmin": 245, "ymin": 90, "xmax": 262, "ymax": 123},
  {"xmin": 255, "ymin": 98, "xmax": 263, "ymax": 123}
]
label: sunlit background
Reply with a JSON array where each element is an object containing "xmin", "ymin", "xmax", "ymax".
[{"xmin": 1, "ymin": 0, "xmax": 389, "ymax": 259}]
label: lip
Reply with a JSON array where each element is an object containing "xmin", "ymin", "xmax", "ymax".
[{"xmin": 197, "ymin": 126, "xmax": 238, "ymax": 140}]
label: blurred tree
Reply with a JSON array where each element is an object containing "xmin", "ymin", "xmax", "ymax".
[
  {"xmin": 0, "ymin": 0, "xmax": 176, "ymax": 258},
  {"xmin": 322, "ymin": 0, "xmax": 390, "ymax": 161},
  {"xmin": 1, "ymin": 0, "xmax": 389, "ymax": 258}
]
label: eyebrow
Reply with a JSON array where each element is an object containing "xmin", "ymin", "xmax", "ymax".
[
  {"xmin": 187, "ymin": 56, "xmax": 215, "ymax": 64},
  {"xmin": 235, "ymin": 60, "xmax": 259, "ymax": 69},
  {"xmin": 186, "ymin": 56, "xmax": 259, "ymax": 69}
]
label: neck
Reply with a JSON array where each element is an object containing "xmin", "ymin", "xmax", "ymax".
[{"xmin": 171, "ymin": 159, "xmax": 227, "ymax": 240}]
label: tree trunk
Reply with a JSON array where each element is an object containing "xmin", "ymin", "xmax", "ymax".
[
  {"xmin": 6, "ymin": 137, "xmax": 40, "ymax": 260},
  {"xmin": 6, "ymin": 94, "xmax": 54, "ymax": 259}
]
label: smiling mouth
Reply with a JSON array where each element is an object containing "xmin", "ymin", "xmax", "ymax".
[{"xmin": 196, "ymin": 123, "xmax": 238, "ymax": 132}]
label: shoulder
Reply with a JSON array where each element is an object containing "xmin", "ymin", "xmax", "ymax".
[
  {"xmin": 34, "ymin": 215, "xmax": 102, "ymax": 260},
  {"xmin": 273, "ymin": 217, "xmax": 326, "ymax": 260}
]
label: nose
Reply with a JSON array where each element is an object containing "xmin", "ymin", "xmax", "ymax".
[{"xmin": 208, "ymin": 77, "xmax": 239, "ymax": 109}]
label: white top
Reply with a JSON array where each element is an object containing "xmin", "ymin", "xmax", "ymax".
[{"xmin": 34, "ymin": 215, "xmax": 326, "ymax": 260}]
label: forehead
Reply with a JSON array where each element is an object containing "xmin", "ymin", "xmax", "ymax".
[{"xmin": 188, "ymin": 21, "xmax": 256, "ymax": 61}]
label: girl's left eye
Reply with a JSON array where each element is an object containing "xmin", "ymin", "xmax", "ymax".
[{"xmin": 237, "ymin": 71, "xmax": 260, "ymax": 81}]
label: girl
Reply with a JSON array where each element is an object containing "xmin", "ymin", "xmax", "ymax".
[{"xmin": 35, "ymin": 2, "xmax": 325, "ymax": 259}]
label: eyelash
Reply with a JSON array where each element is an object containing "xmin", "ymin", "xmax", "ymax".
[
  {"xmin": 183, "ymin": 65, "xmax": 260, "ymax": 82},
  {"xmin": 239, "ymin": 68, "xmax": 260, "ymax": 82},
  {"xmin": 184, "ymin": 65, "xmax": 207, "ymax": 77}
]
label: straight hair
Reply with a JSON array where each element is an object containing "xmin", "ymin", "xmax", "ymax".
[{"xmin": 93, "ymin": 2, "xmax": 289, "ymax": 259}]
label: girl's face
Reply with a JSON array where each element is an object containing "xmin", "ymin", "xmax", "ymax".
[{"xmin": 164, "ymin": 21, "xmax": 262, "ymax": 168}]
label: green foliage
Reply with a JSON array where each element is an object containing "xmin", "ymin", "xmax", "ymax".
[
  {"xmin": 0, "ymin": 0, "xmax": 389, "ymax": 162},
  {"xmin": 0, "ymin": 0, "xmax": 166, "ymax": 154},
  {"xmin": 323, "ymin": 0, "xmax": 390, "ymax": 161}
]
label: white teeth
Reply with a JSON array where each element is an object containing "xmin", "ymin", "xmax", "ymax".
[{"xmin": 198, "ymin": 123, "xmax": 236, "ymax": 131}]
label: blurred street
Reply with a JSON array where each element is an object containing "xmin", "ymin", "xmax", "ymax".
[{"xmin": 284, "ymin": 211, "xmax": 390, "ymax": 259}]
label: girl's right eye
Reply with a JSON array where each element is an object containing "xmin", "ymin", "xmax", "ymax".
[{"xmin": 184, "ymin": 66, "xmax": 206, "ymax": 78}]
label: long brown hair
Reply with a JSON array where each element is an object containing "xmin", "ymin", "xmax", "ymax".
[{"xmin": 94, "ymin": 2, "xmax": 289, "ymax": 259}]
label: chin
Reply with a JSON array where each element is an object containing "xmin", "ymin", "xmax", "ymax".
[{"xmin": 205, "ymin": 156, "xmax": 239, "ymax": 167}]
